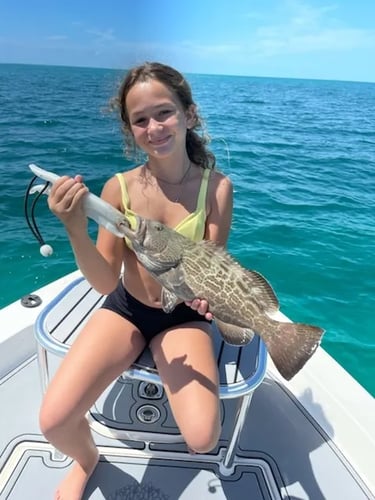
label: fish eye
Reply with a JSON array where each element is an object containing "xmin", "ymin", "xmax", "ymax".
[{"xmin": 156, "ymin": 225, "xmax": 163, "ymax": 231}]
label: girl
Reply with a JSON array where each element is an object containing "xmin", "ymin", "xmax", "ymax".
[{"xmin": 39, "ymin": 62, "xmax": 233, "ymax": 500}]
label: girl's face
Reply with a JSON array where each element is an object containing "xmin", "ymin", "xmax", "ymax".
[{"xmin": 125, "ymin": 79, "xmax": 194, "ymax": 159}]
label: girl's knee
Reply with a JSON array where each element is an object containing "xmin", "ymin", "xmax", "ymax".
[
  {"xmin": 39, "ymin": 396, "xmax": 77, "ymax": 438},
  {"xmin": 184, "ymin": 420, "xmax": 221, "ymax": 454},
  {"xmin": 39, "ymin": 401, "xmax": 61, "ymax": 437}
]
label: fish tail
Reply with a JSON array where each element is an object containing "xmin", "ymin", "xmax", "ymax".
[{"xmin": 264, "ymin": 321, "xmax": 324, "ymax": 380}]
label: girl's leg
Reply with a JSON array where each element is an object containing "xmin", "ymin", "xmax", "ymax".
[
  {"xmin": 150, "ymin": 322, "xmax": 221, "ymax": 453},
  {"xmin": 39, "ymin": 308, "xmax": 146, "ymax": 500}
]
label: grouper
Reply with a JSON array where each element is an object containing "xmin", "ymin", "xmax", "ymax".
[
  {"xmin": 26, "ymin": 165, "xmax": 323, "ymax": 379},
  {"xmin": 121, "ymin": 215, "xmax": 324, "ymax": 381}
]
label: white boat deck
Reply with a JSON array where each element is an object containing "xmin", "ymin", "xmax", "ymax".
[{"xmin": 0, "ymin": 270, "xmax": 374, "ymax": 499}]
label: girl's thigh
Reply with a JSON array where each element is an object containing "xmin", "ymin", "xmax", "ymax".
[
  {"xmin": 41, "ymin": 308, "xmax": 146, "ymax": 422},
  {"xmin": 150, "ymin": 322, "xmax": 220, "ymax": 442}
]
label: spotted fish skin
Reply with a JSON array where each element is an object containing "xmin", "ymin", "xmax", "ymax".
[{"xmin": 121, "ymin": 216, "xmax": 325, "ymax": 380}]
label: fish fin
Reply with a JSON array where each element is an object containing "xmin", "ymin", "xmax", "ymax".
[
  {"xmin": 245, "ymin": 270, "xmax": 280, "ymax": 313},
  {"xmin": 157, "ymin": 266, "xmax": 195, "ymax": 309},
  {"xmin": 158, "ymin": 266, "xmax": 195, "ymax": 312},
  {"xmin": 214, "ymin": 318, "xmax": 255, "ymax": 345},
  {"xmin": 161, "ymin": 288, "xmax": 180, "ymax": 313},
  {"xmin": 264, "ymin": 321, "xmax": 324, "ymax": 380}
]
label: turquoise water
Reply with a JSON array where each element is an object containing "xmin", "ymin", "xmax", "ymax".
[{"xmin": 1, "ymin": 63, "xmax": 374, "ymax": 396}]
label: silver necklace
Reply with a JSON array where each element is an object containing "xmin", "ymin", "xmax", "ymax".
[{"xmin": 146, "ymin": 161, "xmax": 192, "ymax": 203}]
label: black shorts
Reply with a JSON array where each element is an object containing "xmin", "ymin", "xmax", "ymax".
[{"xmin": 101, "ymin": 280, "xmax": 211, "ymax": 343}]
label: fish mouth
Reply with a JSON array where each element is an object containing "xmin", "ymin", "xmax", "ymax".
[
  {"xmin": 134, "ymin": 216, "xmax": 146, "ymax": 244},
  {"xmin": 118, "ymin": 215, "xmax": 146, "ymax": 245}
]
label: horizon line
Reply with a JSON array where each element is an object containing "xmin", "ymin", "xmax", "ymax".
[{"xmin": 1, "ymin": 61, "xmax": 374, "ymax": 86}]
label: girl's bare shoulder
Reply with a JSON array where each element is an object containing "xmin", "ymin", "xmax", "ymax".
[
  {"xmin": 103, "ymin": 165, "xmax": 144, "ymax": 190},
  {"xmin": 208, "ymin": 168, "xmax": 233, "ymax": 198}
]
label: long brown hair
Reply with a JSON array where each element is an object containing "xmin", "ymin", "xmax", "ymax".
[{"xmin": 112, "ymin": 62, "xmax": 215, "ymax": 169}]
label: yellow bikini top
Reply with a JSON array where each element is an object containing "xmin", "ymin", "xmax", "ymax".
[{"xmin": 116, "ymin": 168, "xmax": 210, "ymax": 247}]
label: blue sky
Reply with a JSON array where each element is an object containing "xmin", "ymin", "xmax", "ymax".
[{"xmin": 1, "ymin": 0, "xmax": 375, "ymax": 82}]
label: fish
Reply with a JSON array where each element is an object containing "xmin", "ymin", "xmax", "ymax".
[
  {"xmin": 120, "ymin": 215, "xmax": 325, "ymax": 381},
  {"xmin": 27, "ymin": 165, "xmax": 324, "ymax": 379}
]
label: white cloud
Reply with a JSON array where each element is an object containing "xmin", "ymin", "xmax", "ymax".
[
  {"xmin": 243, "ymin": 0, "xmax": 375, "ymax": 58},
  {"xmin": 130, "ymin": 1, "xmax": 375, "ymax": 64},
  {"xmin": 45, "ymin": 35, "xmax": 68, "ymax": 41},
  {"xmin": 284, "ymin": 0, "xmax": 338, "ymax": 26},
  {"xmin": 179, "ymin": 41, "xmax": 242, "ymax": 56},
  {"xmin": 86, "ymin": 28, "xmax": 115, "ymax": 43},
  {"xmin": 251, "ymin": 27, "xmax": 375, "ymax": 57}
]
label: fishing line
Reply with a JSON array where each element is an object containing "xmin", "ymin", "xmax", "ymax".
[
  {"xmin": 24, "ymin": 176, "xmax": 54, "ymax": 257},
  {"xmin": 220, "ymin": 137, "xmax": 232, "ymax": 170},
  {"xmin": 212, "ymin": 137, "xmax": 231, "ymax": 170}
]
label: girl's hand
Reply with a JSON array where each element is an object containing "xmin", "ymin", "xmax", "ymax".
[
  {"xmin": 48, "ymin": 175, "xmax": 89, "ymax": 234},
  {"xmin": 186, "ymin": 298, "xmax": 213, "ymax": 321}
]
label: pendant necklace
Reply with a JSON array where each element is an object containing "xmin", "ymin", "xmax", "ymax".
[{"xmin": 146, "ymin": 161, "xmax": 192, "ymax": 203}]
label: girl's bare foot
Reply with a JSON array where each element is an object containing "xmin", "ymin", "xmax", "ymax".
[{"xmin": 55, "ymin": 449, "xmax": 99, "ymax": 500}]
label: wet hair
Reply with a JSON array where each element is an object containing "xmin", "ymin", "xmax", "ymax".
[{"xmin": 112, "ymin": 62, "xmax": 215, "ymax": 169}]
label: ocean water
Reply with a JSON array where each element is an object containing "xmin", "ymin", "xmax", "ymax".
[{"xmin": 0, "ymin": 63, "xmax": 374, "ymax": 396}]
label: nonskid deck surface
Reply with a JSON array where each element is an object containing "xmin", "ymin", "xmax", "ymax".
[
  {"xmin": 1, "ymin": 354, "xmax": 373, "ymax": 500},
  {"xmin": 2, "ymin": 441, "xmax": 283, "ymax": 500}
]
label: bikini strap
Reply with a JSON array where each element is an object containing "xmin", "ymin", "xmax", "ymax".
[
  {"xmin": 115, "ymin": 173, "xmax": 130, "ymax": 211},
  {"xmin": 196, "ymin": 168, "xmax": 210, "ymax": 211}
]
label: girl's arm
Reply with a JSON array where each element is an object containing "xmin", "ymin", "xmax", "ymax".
[
  {"xmin": 204, "ymin": 171, "xmax": 233, "ymax": 247},
  {"xmin": 48, "ymin": 175, "xmax": 124, "ymax": 295}
]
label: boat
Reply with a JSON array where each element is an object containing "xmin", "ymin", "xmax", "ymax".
[
  {"xmin": 0, "ymin": 169, "xmax": 374, "ymax": 499},
  {"xmin": 1, "ymin": 271, "xmax": 375, "ymax": 499}
]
